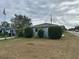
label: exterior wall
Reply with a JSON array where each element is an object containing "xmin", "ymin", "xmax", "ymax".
[
  {"xmin": 42, "ymin": 28, "xmax": 48, "ymax": 38},
  {"xmin": 33, "ymin": 27, "xmax": 48, "ymax": 38},
  {"xmin": 33, "ymin": 28, "xmax": 38, "ymax": 37},
  {"xmin": 6, "ymin": 30, "xmax": 10, "ymax": 33}
]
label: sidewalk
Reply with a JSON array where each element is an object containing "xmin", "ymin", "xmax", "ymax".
[{"xmin": 0, "ymin": 37, "xmax": 15, "ymax": 40}]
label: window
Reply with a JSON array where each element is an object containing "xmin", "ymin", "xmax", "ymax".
[{"xmin": 35, "ymin": 28, "xmax": 38, "ymax": 32}]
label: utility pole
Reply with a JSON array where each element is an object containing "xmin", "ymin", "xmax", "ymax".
[
  {"xmin": 49, "ymin": 6, "xmax": 53, "ymax": 24},
  {"xmin": 50, "ymin": 13, "xmax": 53, "ymax": 24}
]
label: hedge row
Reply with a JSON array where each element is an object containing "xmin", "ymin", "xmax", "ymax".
[
  {"xmin": 17, "ymin": 27, "xmax": 33, "ymax": 38},
  {"xmin": 48, "ymin": 26, "xmax": 63, "ymax": 39}
]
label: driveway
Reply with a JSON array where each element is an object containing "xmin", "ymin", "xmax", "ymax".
[{"xmin": 68, "ymin": 31, "xmax": 79, "ymax": 37}]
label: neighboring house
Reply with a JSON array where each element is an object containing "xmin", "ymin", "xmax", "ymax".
[
  {"xmin": 74, "ymin": 26, "xmax": 79, "ymax": 32},
  {"xmin": 32, "ymin": 23, "xmax": 59, "ymax": 38},
  {"xmin": 0, "ymin": 27, "xmax": 16, "ymax": 36}
]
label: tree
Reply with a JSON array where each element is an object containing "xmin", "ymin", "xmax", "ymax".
[
  {"xmin": 74, "ymin": 26, "xmax": 79, "ymax": 31},
  {"xmin": 11, "ymin": 14, "xmax": 32, "ymax": 37},
  {"xmin": 1, "ymin": 21, "xmax": 10, "ymax": 28},
  {"xmin": 75, "ymin": 26, "xmax": 79, "ymax": 30},
  {"xmin": 1, "ymin": 21, "xmax": 10, "ymax": 40}
]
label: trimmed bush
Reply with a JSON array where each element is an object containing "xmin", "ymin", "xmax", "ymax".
[
  {"xmin": 38, "ymin": 29, "xmax": 44, "ymax": 38},
  {"xmin": 18, "ymin": 31, "xmax": 23, "ymax": 37},
  {"xmin": 16, "ymin": 29, "xmax": 24, "ymax": 37},
  {"xmin": 24, "ymin": 27, "xmax": 33, "ymax": 38},
  {"xmin": 0, "ymin": 33, "xmax": 5, "ymax": 37},
  {"xmin": 48, "ymin": 26, "xmax": 63, "ymax": 39}
]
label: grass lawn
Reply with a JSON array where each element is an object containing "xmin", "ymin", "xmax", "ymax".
[{"xmin": 0, "ymin": 32, "xmax": 79, "ymax": 59}]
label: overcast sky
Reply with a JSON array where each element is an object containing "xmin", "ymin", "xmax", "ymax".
[{"xmin": 0, "ymin": 0, "xmax": 79, "ymax": 28}]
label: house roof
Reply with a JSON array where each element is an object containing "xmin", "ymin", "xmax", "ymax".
[{"xmin": 32, "ymin": 23, "xmax": 58, "ymax": 28}]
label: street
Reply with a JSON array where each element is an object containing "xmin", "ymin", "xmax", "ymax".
[{"xmin": 68, "ymin": 31, "xmax": 79, "ymax": 37}]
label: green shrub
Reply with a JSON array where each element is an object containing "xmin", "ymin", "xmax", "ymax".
[
  {"xmin": 0, "ymin": 33, "xmax": 2, "ymax": 36},
  {"xmin": 17, "ymin": 30, "xmax": 24, "ymax": 37},
  {"xmin": 24, "ymin": 27, "xmax": 33, "ymax": 38},
  {"xmin": 18, "ymin": 31, "xmax": 23, "ymax": 37},
  {"xmin": 48, "ymin": 26, "xmax": 63, "ymax": 39},
  {"xmin": 0, "ymin": 33, "xmax": 4, "ymax": 37},
  {"xmin": 38, "ymin": 29, "xmax": 44, "ymax": 38}
]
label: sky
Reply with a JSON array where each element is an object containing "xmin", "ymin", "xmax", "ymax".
[{"xmin": 0, "ymin": 0, "xmax": 79, "ymax": 28}]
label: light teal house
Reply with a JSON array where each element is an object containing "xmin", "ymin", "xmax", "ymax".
[{"xmin": 32, "ymin": 23, "xmax": 58, "ymax": 38}]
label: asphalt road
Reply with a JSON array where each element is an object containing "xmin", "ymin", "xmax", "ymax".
[{"xmin": 68, "ymin": 31, "xmax": 79, "ymax": 37}]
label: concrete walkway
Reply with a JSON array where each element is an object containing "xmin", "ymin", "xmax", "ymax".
[{"xmin": 0, "ymin": 37, "xmax": 15, "ymax": 40}]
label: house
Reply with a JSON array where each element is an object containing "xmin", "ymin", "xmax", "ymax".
[
  {"xmin": 32, "ymin": 23, "xmax": 59, "ymax": 38},
  {"xmin": 0, "ymin": 26, "xmax": 16, "ymax": 36}
]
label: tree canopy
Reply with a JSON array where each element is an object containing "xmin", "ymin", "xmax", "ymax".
[
  {"xmin": 11, "ymin": 14, "xmax": 32, "ymax": 37},
  {"xmin": 1, "ymin": 21, "xmax": 10, "ymax": 28},
  {"xmin": 11, "ymin": 14, "xmax": 32, "ymax": 30}
]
